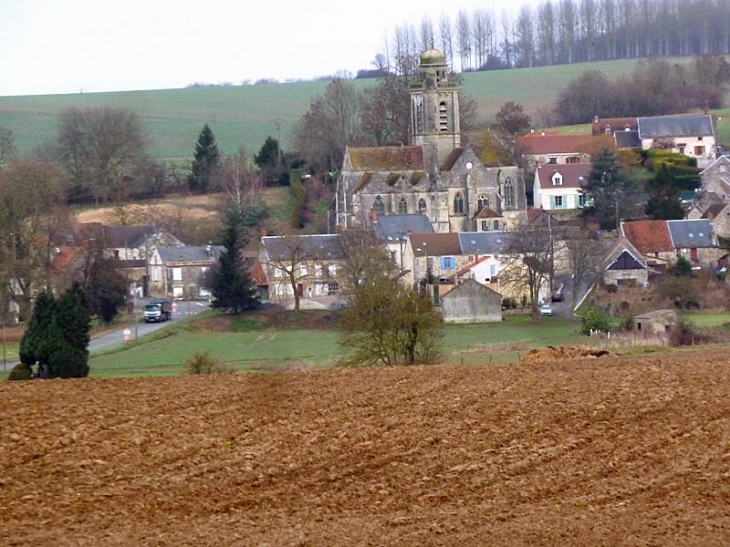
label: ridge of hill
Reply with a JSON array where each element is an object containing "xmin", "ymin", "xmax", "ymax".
[
  {"xmin": 0, "ymin": 58, "xmax": 695, "ymax": 162},
  {"xmin": 2, "ymin": 348, "xmax": 730, "ymax": 544}
]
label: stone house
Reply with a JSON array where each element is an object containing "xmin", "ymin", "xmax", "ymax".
[
  {"xmin": 621, "ymin": 219, "xmax": 719, "ymax": 268},
  {"xmin": 260, "ymin": 234, "xmax": 347, "ymax": 305},
  {"xmin": 516, "ymin": 133, "xmax": 612, "ymax": 172},
  {"xmin": 335, "ymin": 49, "xmax": 526, "ymax": 235},
  {"xmin": 602, "ymin": 237, "xmax": 650, "ymax": 287},
  {"xmin": 633, "ymin": 309, "xmax": 677, "ymax": 334},
  {"xmin": 440, "ymin": 279, "xmax": 503, "ymax": 323},
  {"xmin": 698, "ymin": 155, "xmax": 730, "ymax": 202},
  {"xmin": 148, "ymin": 245, "xmax": 223, "ymax": 300},
  {"xmin": 687, "ymin": 202, "xmax": 730, "ymax": 240},
  {"xmin": 372, "ymin": 213, "xmax": 434, "ymax": 274}
]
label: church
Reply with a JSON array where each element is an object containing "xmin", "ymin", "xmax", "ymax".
[{"xmin": 334, "ymin": 49, "xmax": 527, "ymax": 233}]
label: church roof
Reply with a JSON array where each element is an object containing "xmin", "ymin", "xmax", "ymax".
[
  {"xmin": 347, "ymin": 146, "xmax": 424, "ymax": 171},
  {"xmin": 439, "ymin": 148, "xmax": 466, "ymax": 171}
]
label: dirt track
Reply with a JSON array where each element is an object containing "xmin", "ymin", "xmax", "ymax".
[{"xmin": 2, "ymin": 349, "xmax": 730, "ymax": 546}]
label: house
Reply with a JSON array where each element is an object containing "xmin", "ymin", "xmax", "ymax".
[
  {"xmin": 456, "ymin": 231, "xmax": 513, "ymax": 290},
  {"xmin": 77, "ymin": 223, "xmax": 184, "ymax": 261},
  {"xmin": 516, "ymin": 133, "xmax": 613, "ymax": 171},
  {"xmin": 687, "ymin": 202, "xmax": 730, "ymax": 239},
  {"xmin": 474, "ymin": 206, "xmax": 507, "ymax": 232},
  {"xmin": 260, "ymin": 234, "xmax": 347, "ymax": 306},
  {"xmin": 637, "ymin": 114, "xmax": 716, "ymax": 167},
  {"xmin": 148, "ymin": 245, "xmax": 223, "ymax": 300},
  {"xmin": 621, "ymin": 219, "xmax": 719, "ymax": 267},
  {"xmin": 335, "ymin": 49, "xmax": 526, "ymax": 235},
  {"xmin": 440, "ymin": 279, "xmax": 503, "ymax": 323},
  {"xmin": 602, "ymin": 237, "xmax": 651, "ymax": 287},
  {"xmin": 372, "ymin": 213, "xmax": 434, "ymax": 273},
  {"xmin": 591, "ymin": 116, "xmax": 638, "ymax": 137},
  {"xmin": 633, "ymin": 309, "xmax": 677, "ymax": 334},
  {"xmin": 533, "ymin": 164, "xmax": 592, "ymax": 211},
  {"xmin": 698, "ymin": 155, "xmax": 730, "ymax": 202},
  {"xmin": 403, "ymin": 232, "xmax": 463, "ymax": 292}
]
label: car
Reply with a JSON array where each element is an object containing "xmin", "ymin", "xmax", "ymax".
[
  {"xmin": 551, "ymin": 291, "xmax": 565, "ymax": 302},
  {"xmin": 539, "ymin": 304, "xmax": 553, "ymax": 316}
]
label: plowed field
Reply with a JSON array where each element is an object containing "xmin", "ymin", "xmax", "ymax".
[{"xmin": 2, "ymin": 349, "xmax": 730, "ymax": 546}]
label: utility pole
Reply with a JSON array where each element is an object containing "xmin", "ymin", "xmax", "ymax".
[{"xmin": 272, "ymin": 119, "xmax": 284, "ymax": 167}]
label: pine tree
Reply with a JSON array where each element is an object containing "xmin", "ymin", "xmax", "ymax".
[
  {"xmin": 18, "ymin": 290, "xmax": 56, "ymax": 375},
  {"xmin": 188, "ymin": 124, "xmax": 220, "ymax": 193},
  {"xmin": 49, "ymin": 282, "xmax": 91, "ymax": 378},
  {"xmin": 211, "ymin": 212, "xmax": 260, "ymax": 314},
  {"xmin": 582, "ymin": 147, "xmax": 634, "ymax": 230}
]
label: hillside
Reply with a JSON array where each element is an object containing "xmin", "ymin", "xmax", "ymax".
[
  {"xmin": 2, "ymin": 349, "xmax": 730, "ymax": 545},
  {"xmin": 0, "ymin": 58, "xmax": 694, "ymax": 161}
]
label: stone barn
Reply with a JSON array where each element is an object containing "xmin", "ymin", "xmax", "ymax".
[
  {"xmin": 440, "ymin": 279, "xmax": 502, "ymax": 323},
  {"xmin": 634, "ymin": 309, "xmax": 678, "ymax": 334}
]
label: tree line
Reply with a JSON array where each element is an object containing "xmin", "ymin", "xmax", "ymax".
[{"xmin": 370, "ymin": 0, "xmax": 730, "ymax": 77}]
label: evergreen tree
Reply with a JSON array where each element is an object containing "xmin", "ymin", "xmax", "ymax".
[
  {"xmin": 581, "ymin": 147, "xmax": 634, "ymax": 230},
  {"xmin": 211, "ymin": 212, "xmax": 260, "ymax": 314},
  {"xmin": 86, "ymin": 256, "xmax": 128, "ymax": 323},
  {"xmin": 188, "ymin": 124, "xmax": 221, "ymax": 193},
  {"xmin": 49, "ymin": 282, "xmax": 91, "ymax": 378},
  {"xmin": 18, "ymin": 290, "xmax": 56, "ymax": 375}
]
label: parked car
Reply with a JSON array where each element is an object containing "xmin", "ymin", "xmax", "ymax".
[
  {"xmin": 539, "ymin": 304, "xmax": 553, "ymax": 316},
  {"xmin": 551, "ymin": 291, "xmax": 564, "ymax": 302}
]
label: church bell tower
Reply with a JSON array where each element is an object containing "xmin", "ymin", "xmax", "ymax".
[{"xmin": 410, "ymin": 49, "xmax": 461, "ymax": 166}]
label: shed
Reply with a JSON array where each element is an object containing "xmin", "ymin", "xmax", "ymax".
[
  {"xmin": 633, "ymin": 309, "xmax": 677, "ymax": 334},
  {"xmin": 440, "ymin": 279, "xmax": 502, "ymax": 324}
]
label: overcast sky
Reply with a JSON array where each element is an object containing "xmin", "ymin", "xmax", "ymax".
[{"xmin": 0, "ymin": 0, "xmax": 531, "ymax": 97}]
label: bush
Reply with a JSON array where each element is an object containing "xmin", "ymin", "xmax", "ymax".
[
  {"xmin": 605, "ymin": 284, "xmax": 618, "ymax": 293},
  {"xmin": 672, "ymin": 256, "xmax": 693, "ymax": 277},
  {"xmin": 668, "ymin": 317, "xmax": 701, "ymax": 347},
  {"xmin": 8, "ymin": 364, "xmax": 32, "ymax": 381},
  {"xmin": 186, "ymin": 351, "xmax": 232, "ymax": 374},
  {"xmin": 581, "ymin": 307, "xmax": 610, "ymax": 335},
  {"xmin": 49, "ymin": 342, "xmax": 89, "ymax": 379}
]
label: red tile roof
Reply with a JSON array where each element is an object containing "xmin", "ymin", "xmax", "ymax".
[{"xmin": 621, "ymin": 221, "xmax": 674, "ymax": 254}]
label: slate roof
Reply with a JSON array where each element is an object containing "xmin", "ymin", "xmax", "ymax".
[
  {"xmin": 347, "ymin": 146, "xmax": 424, "ymax": 171},
  {"xmin": 458, "ymin": 232, "xmax": 512, "ymax": 255},
  {"xmin": 637, "ymin": 114, "xmax": 714, "ymax": 138},
  {"xmin": 78, "ymin": 223, "xmax": 179, "ymax": 249},
  {"xmin": 614, "ymin": 130, "xmax": 642, "ymax": 149},
  {"xmin": 701, "ymin": 203, "xmax": 729, "ymax": 220},
  {"xmin": 372, "ymin": 214, "xmax": 434, "ymax": 242},
  {"xmin": 621, "ymin": 221, "xmax": 674, "ymax": 254},
  {"xmin": 409, "ymin": 233, "xmax": 461, "ymax": 257},
  {"xmin": 262, "ymin": 234, "xmax": 346, "ymax": 261},
  {"xmin": 158, "ymin": 245, "xmax": 223, "ymax": 265},
  {"xmin": 603, "ymin": 237, "xmax": 648, "ymax": 271},
  {"xmin": 535, "ymin": 164, "xmax": 592, "ymax": 189},
  {"xmin": 667, "ymin": 219, "xmax": 716, "ymax": 248},
  {"xmin": 439, "ymin": 148, "xmax": 466, "ymax": 171}
]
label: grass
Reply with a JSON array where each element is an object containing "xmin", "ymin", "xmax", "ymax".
[{"xmin": 0, "ymin": 57, "xmax": 697, "ymax": 162}]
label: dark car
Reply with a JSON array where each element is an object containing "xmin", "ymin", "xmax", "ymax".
[{"xmin": 551, "ymin": 291, "xmax": 565, "ymax": 302}]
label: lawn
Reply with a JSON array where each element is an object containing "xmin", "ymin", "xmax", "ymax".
[{"xmin": 88, "ymin": 313, "xmax": 587, "ymax": 378}]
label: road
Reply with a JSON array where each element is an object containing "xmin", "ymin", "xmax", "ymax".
[{"xmin": 90, "ymin": 300, "xmax": 211, "ymax": 354}]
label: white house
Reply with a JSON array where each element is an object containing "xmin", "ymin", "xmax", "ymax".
[
  {"xmin": 637, "ymin": 114, "xmax": 716, "ymax": 168},
  {"xmin": 533, "ymin": 164, "xmax": 592, "ymax": 211}
]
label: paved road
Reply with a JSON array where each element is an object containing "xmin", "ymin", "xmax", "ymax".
[{"xmin": 90, "ymin": 300, "xmax": 211, "ymax": 354}]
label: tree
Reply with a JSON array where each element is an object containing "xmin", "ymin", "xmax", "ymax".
[
  {"xmin": 339, "ymin": 228, "xmax": 399, "ymax": 292},
  {"xmin": 361, "ymin": 74, "xmax": 411, "ymax": 146},
  {"xmin": 210, "ymin": 211, "xmax": 259, "ymax": 314},
  {"xmin": 18, "ymin": 290, "xmax": 57, "ymax": 374},
  {"xmin": 57, "ymin": 106, "xmax": 149, "ymax": 204},
  {"xmin": 264, "ymin": 235, "xmax": 311, "ymax": 312},
  {"xmin": 50, "ymin": 282, "xmax": 91, "ymax": 378},
  {"xmin": 564, "ymin": 228, "xmax": 602, "ymax": 310},
  {"xmin": 339, "ymin": 273, "xmax": 443, "ymax": 367},
  {"xmin": 503, "ymin": 222, "xmax": 553, "ymax": 318},
  {"xmin": 188, "ymin": 124, "xmax": 221, "ymax": 193},
  {"xmin": 581, "ymin": 147, "xmax": 634, "ymax": 230},
  {"xmin": 84, "ymin": 254, "xmax": 128, "ymax": 324},
  {"xmin": 495, "ymin": 101, "xmax": 531, "ymax": 135}
]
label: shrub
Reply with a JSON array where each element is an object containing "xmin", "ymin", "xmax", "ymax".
[
  {"xmin": 668, "ymin": 316, "xmax": 701, "ymax": 347},
  {"xmin": 672, "ymin": 256, "xmax": 693, "ymax": 277},
  {"xmin": 8, "ymin": 364, "xmax": 32, "ymax": 381},
  {"xmin": 581, "ymin": 307, "xmax": 610, "ymax": 335},
  {"xmin": 605, "ymin": 284, "xmax": 618, "ymax": 293},
  {"xmin": 186, "ymin": 351, "xmax": 232, "ymax": 374}
]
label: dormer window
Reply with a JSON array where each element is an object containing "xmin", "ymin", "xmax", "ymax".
[{"xmin": 552, "ymin": 173, "xmax": 563, "ymax": 186}]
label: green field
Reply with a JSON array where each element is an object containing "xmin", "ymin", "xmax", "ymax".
[
  {"xmin": 86, "ymin": 314, "xmax": 589, "ymax": 378},
  {"xmin": 0, "ymin": 58, "xmax": 700, "ymax": 162}
]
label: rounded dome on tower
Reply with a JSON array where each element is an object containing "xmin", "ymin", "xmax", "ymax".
[{"xmin": 419, "ymin": 49, "xmax": 446, "ymax": 66}]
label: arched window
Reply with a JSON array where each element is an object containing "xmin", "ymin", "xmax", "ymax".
[
  {"xmin": 477, "ymin": 194, "xmax": 489, "ymax": 212},
  {"xmin": 398, "ymin": 198, "xmax": 408, "ymax": 214},
  {"xmin": 504, "ymin": 178, "xmax": 514, "ymax": 209},
  {"xmin": 418, "ymin": 198, "xmax": 427, "ymax": 214},
  {"xmin": 373, "ymin": 195, "xmax": 385, "ymax": 216},
  {"xmin": 439, "ymin": 101, "xmax": 448, "ymax": 132},
  {"xmin": 454, "ymin": 192, "xmax": 464, "ymax": 215}
]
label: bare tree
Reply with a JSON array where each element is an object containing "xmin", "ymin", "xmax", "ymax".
[
  {"xmin": 438, "ymin": 13, "xmax": 455, "ymax": 69},
  {"xmin": 537, "ymin": 1, "xmax": 557, "ymax": 65},
  {"xmin": 564, "ymin": 228, "xmax": 603, "ymax": 310},
  {"xmin": 515, "ymin": 5, "xmax": 536, "ymax": 67},
  {"xmin": 456, "ymin": 10, "xmax": 473, "ymax": 71},
  {"xmin": 222, "ymin": 148, "xmax": 264, "ymax": 216},
  {"xmin": 419, "ymin": 16, "xmax": 435, "ymax": 52},
  {"xmin": 504, "ymin": 222, "xmax": 553, "ymax": 318},
  {"xmin": 339, "ymin": 228, "xmax": 398, "ymax": 293},
  {"xmin": 473, "ymin": 9, "xmax": 494, "ymax": 68}
]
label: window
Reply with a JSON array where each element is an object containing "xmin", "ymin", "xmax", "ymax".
[
  {"xmin": 578, "ymin": 193, "xmax": 586, "ymax": 207},
  {"xmin": 373, "ymin": 195, "xmax": 385, "ymax": 216},
  {"xmin": 548, "ymin": 157, "xmax": 557, "ymax": 164},
  {"xmin": 172, "ymin": 268, "xmax": 182, "ymax": 281},
  {"xmin": 274, "ymin": 268, "xmax": 282, "ymax": 278},
  {"xmin": 439, "ymin": 101, "xmax": 448, "ymax": 132},
  {"xmin": 566, "ymin": 156, "xmax": 580, "ymax": 164},
  {"xmin": 418, "ymin": 198, "xmax": 427, "ymax": 214},
  {"xmin": 440, "ymin": 256, "xmax": 456, "ymax": 269},
  {"xmin": 695, "ymin": 145, "xmax": 705, "ymax": 155},
  {"xmin": 493, "ymin": 220, "xmax": 500, "ymax": 230},
  {"xmin": 490, "ymin": 264, "xmax": 497, "ymax": 277},
  {"xmin": 328, "ymin": 264, "xmax": 337, "ymax": 277},
  {"xmin": 504, "ymin": 178, "xmax": 514, "ymax": 209},
  {"xmin": 299, "ymin": 264, "xmax": 308, "ymax": 276},
  {"xmin": 481, "ymin": 220, "xmax": 488, "ymax": 231},
  {"xmin": 552, "ymin": 196, "xmax": 563, "ymax": 208},
  {"xmin": 678, "ymin": 144, "xmax": 686, "ymax": 154},
  {"xmin": 552, "ymin": 174, "xmax": 563, "ymax": 186},
  {"xmin": 314, "ymin": 264, "xmax": 323, "ymax": 277},
  {"xmin": 327, "ymin": 282, "xmax": 339, "ymax": 295},
  {"xmin": 477, "ymin": 195, "xmax": 488, "ymax": 211},
  {"xmin": 398, "ymin": 198, "xmax": 408, "ymax": 214},
  {"xmin": 453, "ymin": 192, "xmax": 464, "ymax": 214}
]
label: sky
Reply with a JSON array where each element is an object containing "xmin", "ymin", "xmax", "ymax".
[{"xmin": 0, "ymin": 0, "xmax": 530, "ymax": 97}]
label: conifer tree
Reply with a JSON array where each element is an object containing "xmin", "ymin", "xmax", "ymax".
[
  {"xmin": 18, "ymin": 290, "xmax": 56, "ymax": 375},
  {"xmin": 49, "ymin": 282, "xmax": 91, "ymax": 378},
  {"xmin": 211, "ymin": 211, "xmax": 260, "ymax": 314},
  {"xmin": 188, "ymin": 124, "xmax": 221, "ymax": 193}
]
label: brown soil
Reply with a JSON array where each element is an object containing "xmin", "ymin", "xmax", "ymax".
[
  {"xmin": 3, "ymin": 349, "xmax": 730, "ymax": 546},
  {"xmin": 76, "ymin": 194, "xmax": 222, "ymax": 224}
]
